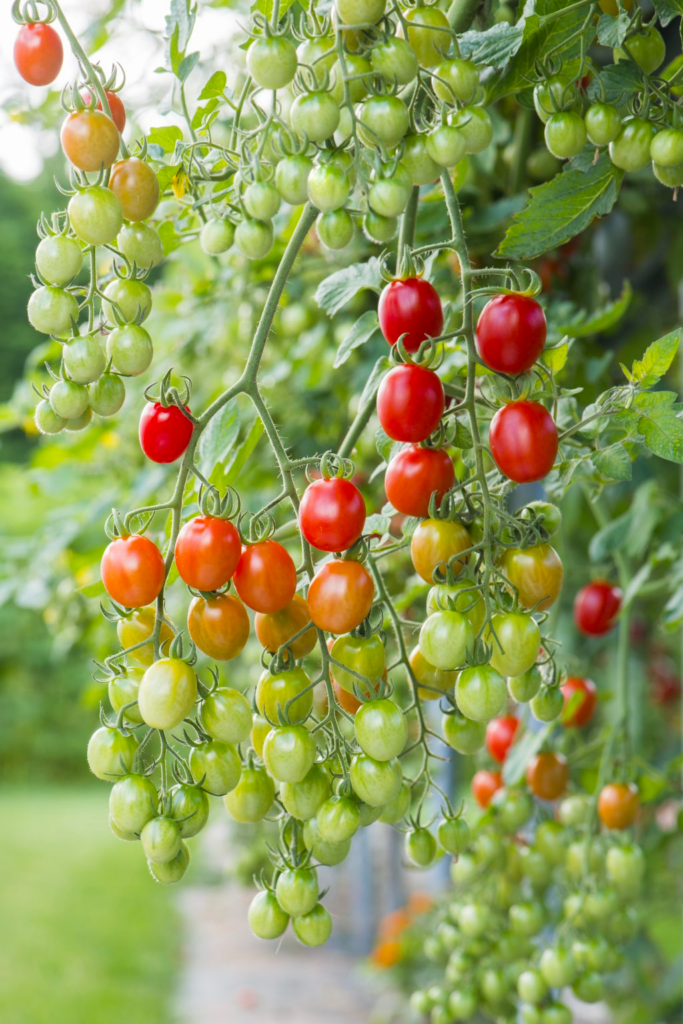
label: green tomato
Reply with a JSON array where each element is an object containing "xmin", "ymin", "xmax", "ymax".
[
  {"xmin": 248, "ymin": 890, "xmax": 290, "ymax": 940},
  {"xmin": 199, "ymin": 219, "xmax": 235, "ymax": 255},
  {"xmin": 243, "ymin": 180, "xmax": 281, "ymax": 221},
  {"xmin": 247, "ymin": 35, "xmax": 298, "ymax": 90},
  {"xmin": 256, "ymin": 666, "xmax": 313, "ymax": 724},
  {"xmin": 303, "ymin": 816, "xmax": 352, "ymax": 865},
  {"xmin": 87, "ymin": 725, "xmax": 138, "ymax": 781},
  {"xmin": 509, "ymin": 902, "xmax": 544, "ymax": 938},
  {"xmin": 370, "ymin": 37, "xmax": 419, "ymax": 85},
  {"xmin": 138, "ymin": 658, "xmax": 197, "ymax": 730},
  {"xmin": 609, "ymin": 117, "xmax": 656, "ymax": 172},
  {"xmin": 405, "ymin": 827, "xmax": 437, "ymax": 867},
  {"xmin": 106, "ymin": 324, "xmax": 153, "ymax": 376},
  {"xmin": 308, "ymin": 163, "xmax": 351, "ymax": 212},
  {"xmin": 354, "ymin": 699, "xmax": 407, "ymax": 761},
  {"xmin": 379, "ymin": 779, "xmax": 411, "ymax": 823},
  {"xmin": 456, "ymin": 664, "xmax": 507, "ymax": 722},
  {"xmin": 452, "ymin": 106, "xmax": 493, "ymax": 153},
  {"xmin": 103, "ymin": 277, "xmax": 152, "ymax": 323},
  {"xmin": 442, "ymin": 712, "xmax": 485, "ymax": 753},
  {"xmin": 606, "ymin": 842, "xmax": 645, "ymax": 893},
  {"xmin": 358, "ymin": 95, "xmax": 409, "ymax": 149},
  {"xmin": 317, "ymin": 209, "xmax": 354, "ymax": 250},
  {"xmin": 200, "ymin": 687, "xmax": 252, "ymax": 745},
  {"xmin": 296, "ymin": 37, "xmax": 336, "ymax": 87},
  {"xmin": 533, "ymin": 75, "xmax": 572, "ymax": 123},
  {"xmin": 63, "ymin": 334, "xmax": 106, "ymax": 384},
  {"xmin": 330, "ymin": 633, "xmax": 385, "ymax": 694},
  {"xmin": 573, "ymin": 972, "xmax": 604, "ymax": 1004},
  {"xmin": 437, "ymin": 815, "xmax": 469, "ymax": 854},
  {"xmin": 520, "ymin": 846, "xmax": 553, "ymax": 887},
  {"xmin": 585, "ymin": 103, "xmax": 622, "ymax": 147},
  {"xmin": 148, "ymin": 840, "xmax": 190, "ymax": 884},
  {"xmin": 117, "ymin": 223, "xmax": 164, "ymax": 270},
  {"xmin": 545, "ymin": 111, "xmax": 587, "ymax": 159},
  {"xmin": 519, "ymin": 500, "xmax": 562, "ymax": 536},
  {"xmin": 141, "ymin": 816, "xmax": 182, "ymax": 864},
  {"xmin": 280, "ymin": 763, "xmax": 331, "ymax": 820},
  {"xmin": 518, "ymin": 969, "xmax": 548, "ymax": 1005},
  {"xmin": 558, "ymin": 793, "xmax": 590, "ymax": 827},
  {"xmin": 651, "ymin": 128, "xmax": 683, "ymax": 167},
  {"xmin": 508, "ymin": 665, "xmax": 542, "ymax": 703},
  {"xmin": 541, "ymin": 1004, "xmax": 572, "ymax": 1024},
  {"xmin": 480, "ymin": 966, "xmax": 509, "ymax": 1006},
  {"xmin": 535, "ymin": 820, "xmax": 566, "ymax": 864},
  {"xmin": 530, "ymin": 684, "xmax": 564, "ymax": 722},
  {"xmin": 89, "ymin": 372, "xmax": 125, "ymax": 416},
  {"xmin": 292, "ymin": 902, "xmax": 332, "ymax": 946},
  {"xmin": 316, "ymin": 794, "xmax": 360, "ymax": 843},
  {"xmin": 420, "ymin": 610, "xmax": 474, "ymax": 671},
  {"xmin": 540, "ymin": 947, "xmax": 576, "ymax": 988},
  {"xmin": 110, "ymin": 815, "xmax": 137, "ymax": 842},
  {"xmin": 224, "ymin": 766, "xmax": 274, "ymax": 823},
  {"xmin": 275, "ymin": 155, "xmax": 314, "ymax": 205},
  {"xmin": 526, "ymin": 147, "xmax": 561, "ymax": 181},
  {"xmin": 28, "ymin": 285, "xmax": 79, "ymax": 335},
  {"xmin": 109, "ymin": 773, "xmax": 158, "ymax": 834},
  {"xmin": 488, "ymin": 612, "xmax": 540, "ymax": 677},
  {"xmin": 336, "ymin": 0, "xmax": 385, "ymax": 24},
  {"xmin": 363, "ymin": 211, "xmax": 398, "ymax": 243},
  {"xmin": 275, "ymin": 866, "xmax": 319, "ymax": 917},
  {"xmin": 189, "ymin": 740, "xmax": 241, "ymax": 796},
  {"xmin": 426, "ymin": 125, "xmax": 468, "ymax": 168},
  {"xmin": 36, "ymin": 235, "xmax": 83, "ymax": 286},
  {"xmin": 235, "ymin": 218, "xmax": 274, "ymax": 259},
  {"xmin": 432, "ymin": 59, "xmax": 479, "ymax": 104},
  {"xmin": 349, "ymin": 753, "xmax": 402, "ymax": 807},
  {"xmin": 68, "ymin": 186, "xmax": 123, "ymax": 246},
  {"xmin": 566, "ymin": 839, "xmax": 604, "ymax": 878},
  {"xmin": 402, "ymin": 134, "xmax": 441, "ymax": 185},
  {"xmin": 616, "ymin": 26, "xmax": 666, "ymax": 74},
  {"xmin": 368, "ymin": 162, "xmax": 413, "ymax": 218},
  {"xmin": 108, "ymin": 667, "xmax": 144, "ymax": 723},
  {"xmin": 62, "ymin": 407, "xmax": 91, "ymax": 431},
  {"xmin": 263, "ymin": 724, "xmax": 316, "ymax": 783},
  {"xmin": 653, "ymin": 161, "xmax": 683, "ymax": 187},
  {"xmin": 402, "ymin": 5, "xmax": 451, "ymax": 68},
  {"xmin": 450, "ymin": 852, "xmax": 480, "ymax": 886},
  {"xmin": 458, "ymin": 901, "xmax": 491, "ymax": 938},
  {"xmin": 330, "ymin": 54, "xmax": 371, "ymax": 103},
  {"xmin": 448, "ymin": 987, "xmax": 478, "ymax": 1021},
  {"xmin": 496, "ymin": 787, "xmax": 533, "ymax": 831},
  {"xmin": 291, "ymin": 91, "xmax": 340, "ymax": 143},
  {"xmin": 168, "ymin": 783, "xmax": 210, "ymax": 837},
  {"xmin": 34, "ymin": 399, "xmax": 66, "ymax": 435}
]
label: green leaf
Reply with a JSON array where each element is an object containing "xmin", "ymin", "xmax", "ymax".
[
  {"xmin": 148, "ymin": 126, "xmax": 184, "ymax": 152},
  {"xmin": 360, "ymin": 355, "xmax": 391, "ymax": 407},
  {"xmin": 375, "ymin": 426, "xmax": 396, "ymax": 465},
  {"xmin": 458, "ymin": 21, "xmax": 528, "ymax": 69},
  {"xmin": 631, "ymin": 329, "xmax": 680, "ymax": 385},
  {"xmin": 497, "ymin": 156, "xmax": 623, "ymax": 260},
  {"xmin": 364, "ymin": 513, "xmax": 392, "ymax": 538},
  {"xmin": 589, "ymin": 481, "xmax": 661, "ymax": 562},
  {"xmin": 222, "ymin": 415, "xmax": 264, "ymax": 486},
  {"xmin": 503, "ymin": 722, "xmax": 554, "ymax": 786},
  {"xmin": 77, "ymin": 580, "xmax": 106, "ymax": 598},
  {"xmin": 454, "ymin": 419, "xmax": 474, "ymax": 450},
  {"xmin": 557, "ymin": 281, "xmax": 632, "ymax": 338},
  {"xmin": 196, "ymin": 399, "xmax": 240, "ymax": 481},
  {"xmin": 596, "ymin": 11, "xmax": 630, "ymax": 47},
  {"xmin": 592, "ymin": 443, "xmax": 632, "ymax": 481},
  {"xmin": 587, "ymin": 61, "xmax": 642, "ymax": 106},
  {"xmin": 315, "ymin": 258, "xmax": 383, "ymax": 316},
  {"xmin": 178, "ymin": 51, "xmax": 200, "ymax": 83},
  {"xmin": 636, "ymin": 391, "xmax": 683, "ymax": 464},
  {"xmin": 199, "ymin": 71, "xmax": 227, "ymax": 99},
  {"xmin": 251, "ymin": 0, "xmax": 297, "ymax": 17},
  {"xmin": 334, "ymin": 311, "xmax": 382, "ymax": 369},
  {"xmin": 652, "ymin": 0, "xmax": 683, "ymax": 27},
  {"xmin": 156, "ymin": 164, "xmax": 181, "ymax": 195},
  {"xmin": 541, "ymin": 341, "xmax": 570, "ymax": 373}
]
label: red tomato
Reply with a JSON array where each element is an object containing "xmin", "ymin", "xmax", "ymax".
[
  {"xmin": 60, "ymin": 109, "xmax": 120, "ymax": 172},
  {"xmin": 139, "ymin": 403, "xmax": 194, "ymax": 464},
  {"xmin": 489, "ymin": 401, "xmax": 558, "ymax": 483},
  {"xmin": 472, "ymin": 769, "xmax": 503, "ymax": 808},
  {"xmin": 378, "ymin": 278, "xmax": 444, "ymax": 353},
  {"xmin": 574, "ymin": 580, "xmax": 622, "ymax": 636},
  {"xmin": 83, "ymin": 89, "xmax": 127, "ymax": 133},
  {"xmin": 308, "ymin": 560, "xmax": 374, "ymax": 634},
  {"xmin": 526, "ymin": 752, "xmax": 568, "ymax": 801},
  {"xmin": 385, "ymin": 445, "xmax": 455, "ymax": 517},
  {"xmin": 475, "ymin": 294, "xmax": 546, "ymax": 375},
  {"xmin": 649, "ymin": 657, "xmax": 681, "ymax": 705},
  {"xmin": 233, "ymin": 540, "xmax": 297, "ymax": 614},
  {"xmin": 377, "ymin": 365, "xmax": 445, "ymax": 443},
  {"xmin": 485, "ymin": 716, "xmax": 520, "ymax": 763},
  {"xmin": 560, "ymin": 676, "xmax": 597, "ymax": 728},
  {"xmin": 14, "ymin": 23, "xmax": 63, "ymax": 86},
  {"xmin": 187, "ymin": 593, "xmax": 250, "ymax": 660},
  {"xmin": 597, "ymin": 782, "xmax": 638, "ymax": 830},
  {"xmin": 101, "ymin": 534, "xmax": 165, "ymax": 608},
  {"xmin": 299, "ymin": 477, "xmax": 366, "ymax": 552},
  {"xmin": 174, "ymin": 516, "xmax": 241, "ymax": 592}
]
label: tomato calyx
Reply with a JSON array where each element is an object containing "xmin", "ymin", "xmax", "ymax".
[{"xmin": 197, "ymin": 482, "xmax": 241, "ymax": 521}]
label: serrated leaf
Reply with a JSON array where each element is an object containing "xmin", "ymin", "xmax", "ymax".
[
  {"xmin": 497, "ymin": 155, "xmax": 623, "ymax": 260},
  {"xmin": 652, "ymin": 0, "xmax": 683, "ymax": 27},
  {"xmin": 222, "ymin": 415, "xmax": 264, "ymax": 486},
  {"xmin": 458, "ymin": 20, "xmax": 529, "ymax": 68},
  {"xmin": 199, "ymin": 71, "xmax": 227, "ymax": 99},
  {"xmin": 315, "ymin": 257, "xmax": 383, "ymax": 316},
  {"xmin": 541, "ymin": 341, "xmax": 569, "ymax": 373},
  {"xmin": 365, "ymin": 513, "xmax": 392, "ymax": 537},
  {"xmin": 596, "ymin": 11, "xmax": 630, "ymax": 47},
  {"xmin": 196, "ymin": 399, "xmax": 240, "ymax": 480},
  {"xmin": 148, "ymin": 125, "xmax": 184, "ymax": 152},
  {"xmin": 637, "ymin": 391, "xmax": 683, "ymax": 464},
  {"xmin": 375, "ymin": 426, "xmax": 396, "ymax": 464},
  {"xmin": 631, "ymin": 329, "xmax": 680, "ymax": 384},
  {"xmin": 453, "ymin": 419, "xmax": 474, "ymax": 449},
  {"xmin": 334, "ymin": 311, "xmax": 382, "ymax": 368},
  {"xmin": 557, "ymin": 281, "xmax": 632, "ymax": 338},
  {"xmin": 592, "ymin": 443, "xmax": 632, "ymax": 481},
  {"xmin": 587, "ymin": 61, "xmax": 642, "ymax": 106}
]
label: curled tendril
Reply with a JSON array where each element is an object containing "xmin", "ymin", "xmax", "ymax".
[
  {"xmin": 12, "ymin": 0, "xmax": 55, "ymax": 25},
  {"xmin": 340, "ymin": 535, "xmax": 370, "ymax": 563},
  {"xmin": 238, "ymin": 509, "xmax": 276, "ymax": 544},
  {"xmin": 198, "ymin": 484, "xmax": 241, "ymax": 520},
  {"xmin": 308, "ymin": 450, "xmax": 355, "ymax": 482},
  {"xmin": 144, "ymin": 369, "xmax": 192, "ymax": 408}
]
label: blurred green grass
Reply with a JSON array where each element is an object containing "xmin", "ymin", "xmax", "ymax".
[{"xmin": 0, "ymin": 786, "xmax": 179, "ymax": 1024}]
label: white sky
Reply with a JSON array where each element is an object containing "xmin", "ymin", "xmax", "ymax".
[{"xmin": 0, "ymin": 0, "xmax": 242, "ymax": 180}]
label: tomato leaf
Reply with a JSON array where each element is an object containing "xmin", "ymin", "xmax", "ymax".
[
  {"xmin": 453, "ymin": 419, "xmax": 474, "ymax": 450},
  {"xmin": 315, "ymin": 258, "xmax": 383, "ymax": 316},
  {"xmin": 596, "ymin": 11, "xmax": 630, "ymax": 47},
  {"xmin": 360, "ymin": 356, "xmax": 391, "ymax": 407},
  {"xmin": 652, "ymin": 0, "xmax": 683, "ymax": 28},
  {"xmin": 458, "ymin": 19, "xmax": 529, "ymax": 69},
  {"xmin": 497, "ymin": 155, "xmax": 623, "ymax": 260},
  {"xmin": 592, "ymin": 443, "xmax": 632, "ymax": 481},
  {"xmin": 587, "ymin": 61, "xmax": 642, "ymax": 106},
  {"xmin": 635, "ymin": 391, "xmax": 683, "ymax": 464},
  {"xmin": 630, "ymin": 329, "xmax": 680, "ymax": 385},
  {"xmin": 148, "ymin": 126, "xmax": 184, "ymax": 152},
  {"xmin": 541, "ymin": 341, "xmax": 570, "ymax": 374},
  {"xmin": 557, "ymin": 281, "xmax": 632, "ymax": 338},
  {"xmin": 199, "ymin": 71, "xmax": 227, "ymax": 99},
  {"xmin": 334, "ymin": 311, "xmax": 382, "ymax": 369}
]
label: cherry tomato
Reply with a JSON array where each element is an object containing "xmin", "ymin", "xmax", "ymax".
[
  {"xmin": 354, "ymin": 699, "xmax": 407, "ymax": 761},
  {"xmin": 148, "ymin": 842, "xmax": 190, "ymax": 884},
  {"xmin": 419, "ymin": 609, "xmax": 473, "ymax": 671},
  {"xmin": 371, "ymin": 37, "xmax": 418, "ymax": 85},
  {"xmin": 118, "ymin": 223, "xmax": 163, "ymax": 269},
  {"xmin": 291, "ymin": 91, "xmax": 340, "ymax": 143},
  {"xmin": 109, "ymin": 774, "xmax": 158, "ymax": 833},
  {"xmin": 501, "ymin": 543, "xmax": 563, "ymax": 611},
  {"xmin": 385, "ymin": 445, "xmax": 454, "ymax": 517},
  {"xmin": 358, "ymin": 95, "xmax": 409, "ymax": 149},
  {"xmin": 109, "ymin": 158, "xmax": 160, "ymax": 222},
  {"xmin": 248, "ymin": 890, "xmax": 289, "ymax": 941},
  {"xmin": 409, "ymin": 645, "xmax": 456, "ymax": 701},
  {"xmin": 402, "ymin": 5, "xmax": 450, "ymax": 67},
  {"xmin": 138, "ymin": 657, "xmax": 197, "ymax": 729},
  {"xmin": 292, "ymin": 903, "xmax": 332, "ymax": 947},
  {"xmin": 530, "ymin": 685, "xmax": 564, "ymax": 722},
  {"xmin": 442, "ymin": 712, "xmax": 485, "ymax": 753},
  {"xmin": 574, "ymin": 580, "xmax": 622, "ymax": 636},
  {"xmin": 255, "ymin": 594, "xmax": 316, "ymax": 659},
  {"xmin": 489, "ymin": 401, "xmax": 558, "ymax": 483},
  {"xmin": 377, "ymin": 364, "xmax": 445, "ymax": 443},
  {"xmin": 275, "ymin": 864, "xmax": 319, "ymax": 918},
  {"xmin": 598, "ymin": 782, "xmax": 639, "ymax": 829},
  {"xmin": 472, "ymin": 769, "xmax": 503, "ymax": 808},
  {"xmin": 307, "ymin": 560, "xmax": 374, "ymax": 634},
  {"xmin": 263, "ymin": 725, "xmax": 316, "ymax": 784},
  {"xmin": 61, "ymin": 109, "xmax": 120, "ymax": 172},
  {"xmin": 188, "ymin": 593, "xmax": 249, "ymax": 660},
  {"xmin": 545, "ymin": 111, "xmax": 587, "ymax": 160},
  {"xmin": 101, "ymin": 534, "xmax": 165, "ymax": 608},
  {"xmin": 378, "ymin": 278, "xmax": 444, "ymax": 353},
  {"xmin": 609, "ymin": 117, "xmax": 655, "ymax": 173},
  {"xmin": 329, "ymin": 633, "xmax": 385, "ymax": 694},
  {"xmin": 487, "ymin": 612, "xmax": 541, "ymax": 678},
  {"xmin": 427, "ymin": 580, "xmax": 484, "ymax": 632},
  {"xmin": 87, "ymin": 726, "xmax": 138, "ymax": 781},
  {"xmin": 281, "ymin": 764, "xmax": 331, "ymax": 821},
  {"xmin": 174, "ymin": 516, "xmax": 241, "ymax": 592},
  {"xmin": 560, "ymin": 676, "xmax": 597, "ymax": 727},
  {"xmin": 455, "ymin": 665, "xmax": 507, "ymax": 722},
  {"xmin": 139, "ymin": 400, "xmax": 193, "ymax": 465},
  {"xmin": 350, "ymin": 753, "xmax": 403, "ymax": 807},
  {"xmin": 103, "ymin": 277, "xmax": 152, "ymax": 324},
  {"xmin": 486, "ymin": 716, "xmax": 520, "ymax": 763},
  {"xmin": 476, "ymin": 294, "xmax": 546, "ymax": 375},
  {"xmin": 247, "ymin": 35, "xmax": 298, "ymax": 90},
  {"xmin": 405, "ymin": 827, "xmax": 437, "ymax": 866},
  {"xmin": 82, "ymin": 89, "xmax": 127, "ymax": 133},
  {"xmin": 168, "ymin": 784, "xmax": 209, "ymax": 838},
  {"xmin": 411, "ymin": 518, "xmax": 472, "ymax": 583},
  {"xmin": 256, "ymin": 667, "xmax": 313, "ymax": 724},
  {"xmin": 189, "ymin": 740, "xmax": 241, "ymax": 795},
  {"xmin": 14, "ymin": 23, "xmax": 63, "ymax": 86},
  {"xmin": 299, "ymin": 477, "xmax": 366, "ymax": 552},
  {"xmin": 224, "ymin": 766, "xmax": 275, "ymax": 823},
  {"xmin": 317, "ymin": 794, "xmax": 362, "ymax": 844},
  {"xmin": 233, "ymin": 540, "xmax": 297, "ymax": 614},
  {"xmin": 141, "ymin": 816, "xmax": 182, "ymax": 864},
  {"xmin": 526, "ymin": 752, "xmax": 568, "ymax": 801}
]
